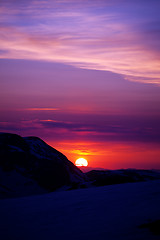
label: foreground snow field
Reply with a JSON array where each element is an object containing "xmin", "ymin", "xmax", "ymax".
[{"xmin": 1, "ymin": 180, "xmax": 160, "ymax": 240}]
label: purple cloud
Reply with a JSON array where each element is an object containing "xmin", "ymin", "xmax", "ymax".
[
  {"xmin": 1, "ymin": 113, "xmax": 160, "ymax": 144},
  {"xmin": 0, "ymin": 0, "xmax": 160, "ymax": 84}
]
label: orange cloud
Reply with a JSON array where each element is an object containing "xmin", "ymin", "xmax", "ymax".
[{"xmin": 25, "ymin": 108, "xmax": 59, "ymax": 111}]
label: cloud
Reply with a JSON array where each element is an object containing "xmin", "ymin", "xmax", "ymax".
[
  {"xmin": 0, "ymin": 0, "xmax": 160, "ymax": 84},
  {"xmin": 24, "ymin": 108, "xmax": 59, "ymax": 111},
  {"xmin": 1, "ymin": 114, "xmax": 160, "ymax": 143}
]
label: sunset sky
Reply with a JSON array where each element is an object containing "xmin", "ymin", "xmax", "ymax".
[{"xmin": 0, "ymin": 0, "xmax": 160, "ymax": 169}]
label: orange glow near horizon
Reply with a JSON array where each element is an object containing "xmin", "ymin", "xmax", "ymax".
[{"xmin": 47, "ymin": 140, "xmax": 160, "ymax": 170}]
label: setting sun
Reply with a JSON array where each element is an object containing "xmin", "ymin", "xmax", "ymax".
[{"xmin": 75, "ymin": 158, "xmax": 88, "ymax": 167}]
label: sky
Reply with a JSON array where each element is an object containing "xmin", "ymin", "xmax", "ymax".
[{"xmin": 0, "ymin": 0, "xmax": 160, "ymax": 169}]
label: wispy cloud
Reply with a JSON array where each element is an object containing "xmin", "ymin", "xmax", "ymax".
[
  {"xmin": 1, "ymin": 115, "xmax": 160, "ymax": 143},
  {"xmin": 0, "ymin": 0, "xmax": 160, "ymax": 84},
  {"xmin": 25, "ymin": 108, "xmax": 59, "ymax": 111}
]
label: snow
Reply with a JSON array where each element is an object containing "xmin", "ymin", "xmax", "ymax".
[
  {"xmin": 0, "ymin": 180, "xmax": 160, "ymax": 240},
  {"xmin": 0, "ymin": 168, "xmax": 47, "ymax": 199},
  {"xmin": 24, "ymin": 137, "xmax": 65, "ymax": 162},
  {"xmin": 8, "ymin": 145, "xmax": 24, "ymax": 152}
]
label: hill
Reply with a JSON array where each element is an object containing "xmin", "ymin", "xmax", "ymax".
[
  {"xmin": 86, "ymin": 169, "xmax": 160, "ymax": 186},
  {"xmin": 0, "ymin": 133, "xmax": 86, "ymax": 198}
]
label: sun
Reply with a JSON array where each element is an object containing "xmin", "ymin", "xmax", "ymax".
[{"xmin": 75, "ymin": 158, "xmax": 88, "ymax": 167}]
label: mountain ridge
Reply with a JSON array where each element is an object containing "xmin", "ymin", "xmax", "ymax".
[{"xmin": 0, "ymin": 132, "xmax": 86, "ymax": 199}]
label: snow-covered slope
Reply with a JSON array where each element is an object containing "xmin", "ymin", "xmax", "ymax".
[
  {"xmin": 0, "ymin": 180, "xmax": 160, "ymax": 240},
  {"xmin": 0, "ymin": 133, "xmax": 86, "ymax": 198}
]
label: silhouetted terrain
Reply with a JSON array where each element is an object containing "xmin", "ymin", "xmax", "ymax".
[
  {"xmin": 0, "ymin": 132, "xmax": 160, "ymax": 199},
  {"xmin": 0, "ymin": 133, "xmax": 86, "ymax": 198},
  {"xmin": 86, "ymin": 169, "xmax": 160, "ymax": 186}
]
